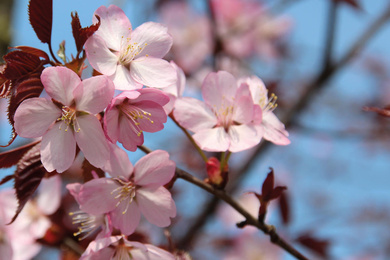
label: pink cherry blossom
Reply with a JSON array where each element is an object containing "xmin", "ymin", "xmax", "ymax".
[
  {"xmin": 174, "ymin": 71, "xmax": 264, "ymax": 152},
  {"xmin": 159, "ymin": 1, "xmax": 213, "ymax": 74},
  {"xmin": 85, "ymin": 5, "xmax": 177, "ymax": 90},
  {"xmin": 14, "ymin": 67, "xmax": 114, "ymax": 173},
  {"xmin": 238, "ymin": 76, "xmax": 290, "ymax": 145},
  {"xmin": 80, "ymin": 235, "xmax": 175, "ymax": 260},
  {"xmin": 67, "ymin": 183, "xmax": 113, "ymax": 240},
  {"xmin": 211, "ymin": 0, "xmax": 291, "ymax": 59},
  {"xmin": 162, "ymin": 61, "xmax": 186, "ymax": 114},
  {"xmin": 75, "ymin": 149, "xmax": 176, "ymax": 235},
  {"xmin": 104, "ymin": 88, "xmax": 169, "ymax": 151}
]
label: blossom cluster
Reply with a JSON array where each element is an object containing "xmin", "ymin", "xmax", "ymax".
[{"xmin": 1, "ymin": 3, "xmax": 290, "ymax": 259}]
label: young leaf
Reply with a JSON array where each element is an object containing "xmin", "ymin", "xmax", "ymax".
[
  {"xmin": 0, "ymin": 140, "xmax": 40, "ymax": 168},
  {"xmin": 297, "ymin": 233, "xmax": 330, "ymax": 257},
  {"xmin": 11, "ymin": 142, "xmax": 47, "ymax": 223},
  {"xmin": 28, "ymin": 0, "xmax": 53, "ymax": 44},
  {"xmin": 2, "ymin": 51, "xmax": 43, "ymax": 80},
  {"xmin": 278, "ymin": 191, "xmax": 290, "ymax": 225},
  {"xmin": 71, "ymin": 12, "xmax": 101, "ymax": 55},
  {"xmin": 12, "ymin": 46, "xmax": 50, "ymax": 61}
]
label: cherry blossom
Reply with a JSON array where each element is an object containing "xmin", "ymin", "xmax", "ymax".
[
  {"xmin": 104, "ymin": 88, "xmax": 169, "ymax": 152},
  {"xmin": 174, "ymin": 71, "xmax": 264, "ymax": 152},
  {"xmin": 85, "ymin": 5, "xmax": 177, "ymax": 90},
  {"xmin": 14, "ymin": 67, "xmax": 114, "ymax": 173},
  {"xmin": 159, "ymin": 1, "xmax": 213, "ymax": 74},
  {"xmin": 238, "ymin": 76, "xmax": 290, "ymax": 145},
  {"xmin": 80, "ymin": 235, "xmax": 175, "ymax": 260},
  {"xmin": 75, "ymin": 149, "xmax": 176, "ymax": 235},
  {"xmin": 162, "ymin": 61, "xmax": 186, "ymax": 114}
]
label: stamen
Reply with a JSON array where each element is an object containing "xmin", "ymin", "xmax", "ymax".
[
  {"xmin": 264, "ymin": 93, "xmax": 278, "ymax": 112},
  {"xmin": 119, "ymin": 103, "xmax": 154, "ymax": 137},
  {"xmin": 57, "ymin": 106, "xmax": 80, "ymax": 132},
  {"xmin": 110, "ymin": 179, "xmax": 137, "ymax": 215},
  {"xmin": 69, "ymin": 211, "xmax": 104, "ymax": 240}
]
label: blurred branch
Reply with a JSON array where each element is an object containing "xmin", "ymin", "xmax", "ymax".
[
  {"xmin": 323, "ymin": 0, "xmax": 339, "ymax": 70},
  {"xmin": 174, "ymin": 167, "xmax": 309, "ymax": 260},
  {"xmin": 178, "ymin": 1, "xmax": 390, "ymax": 249}
]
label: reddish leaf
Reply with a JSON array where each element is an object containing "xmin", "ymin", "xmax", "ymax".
[
  {"xmin": 278, "ymin": 191, "xmax": 290, "ymax": 225},
  {"xmin": 0, "ymin": 140, "xmax": 40, "ymax": 168},
  {"xmin": 71, "ymin": 12, "xmax": 100, "ymax": 54},
  {"xmin": 334, "ymin": 0, "xmax": 361, "ymax": 10},
  {"xmin": 0, "ymin": 175, "xmax": 14, "ymax": 185},
  {"xmin": 2, "ymin": 51, "xmax": 43, "ymax": 80},
  {"xmin": 11, "ymin": 142, "xmax": 47, "ymax": 223},
  {"xmin": 82, "ymin": 158, "xmax": 105, "ymax": 182},
  {"xmin": 12, "ymin": 46, "xmax": 50, "ymax": 61},
  {"xmin": 4, "ymin": 74, "xmax": 44, "ymax": 147},
  {"xmin": 261, "ymin": 168, "xmax": 274, "ymax": 199},
  {"xmin": 268, "ymin": 186, "xmax": 287, "ymax": 200},
  {"xmin": 297, "ymin": 234, "xmax": 330, "ymax": 257},
  {"xmin": 28, "ymin": 0, "xmax": 53, "ymax": 44},
  {"xmin": 363, "ymin": 106, "xmax": 390, "ymax": 117}
]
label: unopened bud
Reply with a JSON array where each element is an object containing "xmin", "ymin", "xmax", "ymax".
[{"xmin": 205, "ymin": 157, "xmax": 228, "ymax": 189}]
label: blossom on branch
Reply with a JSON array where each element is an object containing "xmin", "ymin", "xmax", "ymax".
[
  {"xmin": 14, "ymin": 66, "xmax": 114, "ymax": 173},
  {"xmin": 75, "ymin": 149, "xmax": 176, "ymax": 235},
  {"xmin": 80, "ymin": 235, "xmax": 175, "ymax": 260},
  {"xmin": 174, "ymin": 71, "xmax": 264, "ymax": 152},
  {"xmin": 85, "ymin": 5, "xmax": 177, "ymax": 90},
  {"xmin": 104, "ymin": 88, "xmax": 169, "ymax": 152}
]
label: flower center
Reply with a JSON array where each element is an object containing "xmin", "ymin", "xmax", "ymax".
[
  {"xmin": 262, "ymin": 93, "xmax": 278, "ymax": 113},
  {"xmin": 58, "ymin": 106, "xmax": 80, "ymax": 132},
  {"xmin": 119, "ymin": 103, "xmax": 154, "ymax": 137},
  {"xmin": 111, "ymin": 179, "xmax": 137, "ymax": 214},
  {"xmin": 69, "ymin": 211, "xmax": 105, "ymax": 240},
  {"xmin": 119, "ymin": 37, "xmax": 148, "ymax": 66},
  {"xmin": 113, "ymin": 245, "xmax": 133, "ymax": 260}
]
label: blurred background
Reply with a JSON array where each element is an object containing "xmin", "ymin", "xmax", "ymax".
[{"xmin": 1, "ymin": 0, "xmax": 390, "ymax": 259}]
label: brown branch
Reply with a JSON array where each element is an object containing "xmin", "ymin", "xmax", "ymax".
[
  {"xmin": 177, "ymin": 2, "xmax": 390, "ymax": 249},
  {"xmin": 323, "ymin": 0, "xmax": 338, "ymax": 70},
  {"xmin": 174, "ymin": 167, "xmax": 309, "ymax": 260}
]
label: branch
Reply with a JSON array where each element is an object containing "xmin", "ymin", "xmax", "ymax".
[
  {"xmin": 323, "ymin": 0, "xmax": 338, "ymax": 70},
  {"xmin": 174, "ymin": 167, "xmax": 309, "ymax": 260},
  {"xmin": 177, "ymin": 2, "xmax": 390, "ymax": 249}
]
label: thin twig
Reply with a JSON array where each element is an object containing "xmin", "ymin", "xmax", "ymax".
[
  {"xmin": 178, "ymin": 2, "xmax": 390, "ymax": 249},
  {"xmin": 323, "ymin": 0, "xmax": 338, "ymax": 70},
  {"xmin": 175, "ymin": 167, "xmax": 309, "ymax": 260}
]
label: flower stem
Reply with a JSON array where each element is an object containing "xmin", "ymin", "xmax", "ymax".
[{"xmin": 170, "ymin": 115, "xmax": 208, "ymax": 163}]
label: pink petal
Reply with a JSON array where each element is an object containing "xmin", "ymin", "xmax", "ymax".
[
  {"xmin": 136, "ymin": 187, "xmax": 176, "ymax": 227},
  {"xmin": 145, "ymin": 244, "xmax": 176, "ymax": 260},
  {"xmin": 228, "ymin": 124, "xmax": 262, "ymax": 152},
  {"xmin": 263, "ymin": 112, "xmax": 290, "ymax": 145},
  {"xmin": 41, "ymin": 122, "xmax": 76, "ymax": 173},
  {"xmin": 111, "ymin": 64, "xmax": 143, "ymax": 91},
  {"xmin": 0, "ymin": 240, "xmax": 13, "ymax": 260},
  {"xmin": 74, "ymin": 75, "xmax": 115, "ymax": 114},
  {"xmin": 132, "ymin": 101, "xmax": 167, "ymax": 133},
  {"xmin": 130, "ymin": 57, "xmax": 176, "ymax": 88},
  {"xmin": 74, "ymin": 114, "xmax": 110, "ymax": 169},
  {"xmin": 232, "ymin": 89, "xmax": 254, "ymax": 124},
  {"xmin": 93, "ymin": 5, "xmax": 132, "ymax": 51},
  {"xmin": 14, "ymin": 98, "xmax": 61, "ymax": 138},
  {"xmin": 79, "ymin": 178, "xmax": 119, "ymax": 215},
  {"xmin": 111, "ymin": 201, "xmax": 141, "ymax": 235},
  {"xmin": 36, "ymin": 175, "xmax": 61, "ymax": 215},
  {"xmin": 134, "ymin": 150, "xmax": 175, "ymax": 188},
  {"xmin": 66, "ymin": 183, "xmax": 82, "ymax": 204},
  {"xmin": 202, "ymin": 71, "xmax": 237, "ymax": 109},
  {"xmin": 81, "ymin": 235, "xmax": 121, "ymax": 258},
  {"xmin": 131, "ymin": 22, "xmax": 172, "ymax": 59},
  {"xmin": 173, "ymin": 97, "xmax": 217, "ymax": 132},
  {"xmin": 85, "ymin": 35, "xmax": 119, "ymax": 76},
  {"xmin": 192, "ymin": 127, "xmax": 230, "ymax": 152},
  {"xmin": 104, "ymin": 106, "xmax": 120, "ymax": 143},
  {"xmin": 103, "ymin": 142, "xmax": 133, "ymax": 179},
  {"xmin": 118, "ymin": 116, "xmax": 144, "ymax": 152},
  {"xmin": 135, "ymin": 88, "xmax": 170, "ymax": 106},
  {"xmin": 41, "ymin": 67, "xmax": 81, "ymax": 106}
]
